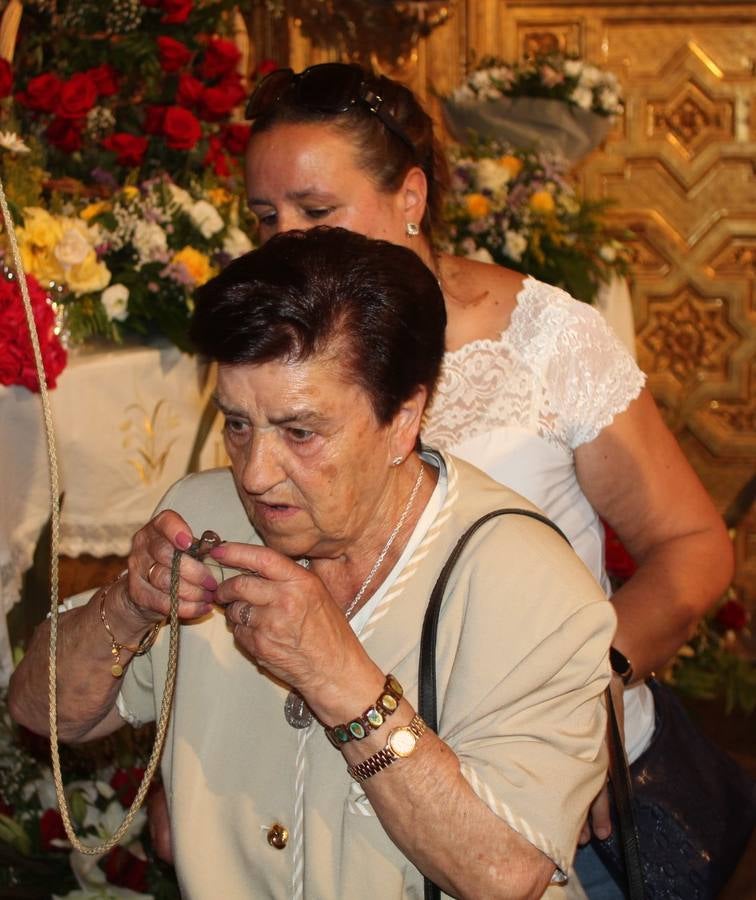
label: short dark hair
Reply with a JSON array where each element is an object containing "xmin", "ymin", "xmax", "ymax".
[
  {"xmin": 247, "ymin": 64, "xmax": 449, "ymax": 240},
  {"xmin": 190, "ymin": 227, "xmax": 446, "ymax": 424}
]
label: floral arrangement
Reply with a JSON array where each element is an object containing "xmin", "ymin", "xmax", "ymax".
[
  {"xmin": 12, "ymin": 177, "xmax": 253, "ymax": 350},
  {"xmin": 664, "ymin": 591, "xmax": 755, "ymax": 716},
  {"xmin": 0, "ymin": 687, "xmax": 178, "ymax": 898},
  {"xmin": 0, "ymin": 0, "xmax": 261, "ymax": 374},
  {"xmin": 0, "ymin": 268, "xmax": 67, "ymax": 392},
  {"xmin": 443, "ymin": 138, "xmax": 630, "ymax": 302},
  {"xmin": 450, "ymin": 53, "xmax": 623, "ymax": 117},
  {"xmin": 605, "ymin": 523, "xmax": 755, "ymax": 716},
  {"xmin": 7, "ymin": 0, "xmax": 249, "ymax": 189}
]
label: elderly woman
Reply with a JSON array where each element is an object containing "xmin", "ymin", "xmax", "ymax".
[{"xmin": 10, "ymin": 228, "xmax": 614, "ymax": 899}]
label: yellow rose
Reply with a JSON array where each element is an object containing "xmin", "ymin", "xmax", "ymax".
[
  {"xmin": 498, "ymin": 155, "xmax": 523, "ymax": 179},
  {"xmin": 172, "ymin": 246, "xmax": 215, "ymax": 286},
  {"xmin": 121, "ymin": 186, "xmax": 140, "ymax": 202},
  {"xmin": 465, "ymin": 193, "xmax": 491, "ymax": 219},
  {"xmin": 81, "ymin": 201, "xmax": 111, "ymax": 221},
  {"xmin": 66, "ymin": 251, "xmax": 112, "ymax": 296},
  {"xmin": 529, "ymin": 190, "xmax": 556, "ymax": 214},
  {"xmin": 207, "ymin": 187, "xmax": 232, "ymax": 207},
  {"xmin": 18, "ymin": 209, "xmax": 65, "ymax": 284}
]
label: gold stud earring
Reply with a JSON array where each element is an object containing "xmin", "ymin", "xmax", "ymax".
[
  {"xmin": 405, "ymin": 222, "xmax": 419, "ymax": 237},
  {"xmin": 391, "ymin": 456, "xmax": 403, "ymax": 466}
]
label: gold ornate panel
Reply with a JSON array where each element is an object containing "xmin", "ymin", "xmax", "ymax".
[{"xmin": 245, "ymin": 1, "xmax": 756, "ymax": 602}]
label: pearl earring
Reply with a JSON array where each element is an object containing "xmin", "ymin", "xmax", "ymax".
[
  {"xmin": 391, "ymin": 456, "xmax": 403, "ymax": 466},
  {"xmin": 405, "ymin": 222, "xmax": 419, "ymax": 237}
]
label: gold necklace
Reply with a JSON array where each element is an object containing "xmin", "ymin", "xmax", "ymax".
[{"xmin": 284, "ymin": 461, "xmax": 426, "ymax": 729}]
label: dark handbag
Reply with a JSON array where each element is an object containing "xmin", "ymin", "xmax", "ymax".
[
  {"xmin": 591, "ymin": 676, "xmax": 756, "ymax": 899},
  {"xmin": 417, "ymin": 509, "xmax": 644, "ymax": 900}
]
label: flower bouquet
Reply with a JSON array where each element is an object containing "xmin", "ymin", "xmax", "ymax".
[
  {"xmin": 443, "ymin": 138, "xmax": 630, "ymax": 302},
  {"xmin": 0, "ymin": 687, "xmax": 177, "ymax": 899},
  {"xmin": 8, "ymin": 0, "xmax": 249, "ymax": 189},
  {"xmin": 444, "ymin": 54, "xmax": 623, "ymax": 162},
  {"xmin": 11, "ymin": 177, "xmax": 254, "ymax": 352}
]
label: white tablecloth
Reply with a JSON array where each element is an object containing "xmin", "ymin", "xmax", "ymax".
[{"xmin": 0, "ymin": 341, "xmax": 226, "ymax": 684}]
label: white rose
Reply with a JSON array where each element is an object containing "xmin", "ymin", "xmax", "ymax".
[
  {"xmin": 579, "ymin": 65, "xmax": 602, "ymax": 88},
  {"xmin": 54, "ymin": 225, "xmax": 93, "ymax": 267},
  {"xmin": 190, "ymin": 200, "xmax": 225, "ymax": 238},
  {"xmin": 564, "ymin": 60, "xmax": 583, "ymax": 78},
  {"xmin": 600, "ymin": 244, "xmax": 617, "ymax": 262},
  {"xmin": 505, "ymin": 230, "xmax": 528, "ymax": 262},
  {"xmin": 466, "ymin": 246, "xmax": 494, "ymax": 264},
  {"xmin": 132, "ymin": 220, "xmax": 168, "ymax": 266},
  {"xmin": 476, "ymin": 158, "xmax": 511, "ymax": 194},
  {"xmin": 223, "ymin": 226, "xmax": 253, "ymax": 259},
  {"xmin": 599, "ymin": 88, "xmax": 621, "ymax": 114},
  {"xmin": 571, "ymin": 85, "xmax": 594, "ymax": 110},
  {"xmin": 471, "ymin": 70, "xmax": 492, "ymax": 89},
  {"xmin": 101, "ymin": 283, "xmax": 129, "ymax": 321},
  {"xmin": 167, "ymin": 183, "xmax": 194, "ymax": 212}
]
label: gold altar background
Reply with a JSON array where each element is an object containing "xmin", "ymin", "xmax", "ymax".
[{"xmin": 244, "ymin": 1, "xmax": 756, "ymax": 602}]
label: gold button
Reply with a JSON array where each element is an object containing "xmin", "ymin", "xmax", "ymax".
[{"xmin": 267, "ymin": 823, "xmax": 288, "ymax": 849}]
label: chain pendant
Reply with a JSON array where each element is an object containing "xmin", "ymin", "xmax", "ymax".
[{"xmin": 284, "ymin": 690, "xmax": 314, "ymax": 729}]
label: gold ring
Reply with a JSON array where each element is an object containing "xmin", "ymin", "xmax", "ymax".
[{"xmin": 147, "ymin": 561, "xmax": 159, "ymax": 582}]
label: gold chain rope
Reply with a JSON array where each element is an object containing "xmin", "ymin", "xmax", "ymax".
[{"xmin": 0, "ymin": 175, "xmax": 182, "ymax": 855}]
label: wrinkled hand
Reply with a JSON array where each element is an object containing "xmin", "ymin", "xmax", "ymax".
[
  {"xmin": 118, "ymin": 510, "xmax": 219, "ymax": 627},
  {"xmin": 579, "ymin": 673, "xmax": 626, "ymax": 845},
  {"xmin": 211, "ymin": 542, "xmax": 371, "ymax": 712}
]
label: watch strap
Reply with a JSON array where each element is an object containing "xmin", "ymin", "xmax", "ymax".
[{"xmin": 347, "ymin": 714, "xmax": 426, "ymax": 782}]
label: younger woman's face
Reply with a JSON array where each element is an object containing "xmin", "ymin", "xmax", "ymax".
[{"xmin": 244, "ymin": 122, "xmax": 414, "ymax": 248}]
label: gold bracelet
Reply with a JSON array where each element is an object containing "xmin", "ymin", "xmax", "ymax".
[{"xmin": 99, "ymin": 585, "xmax": 163, "ymax": 678}]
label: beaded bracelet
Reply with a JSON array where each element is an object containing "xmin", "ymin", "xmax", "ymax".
[
  {"xmin": 99, "ymin": 584, "xmax": 163, "ymax": 678},
  {"xmin": 324, "ymin": 674, "xmax": 403, "ymax": 748}
]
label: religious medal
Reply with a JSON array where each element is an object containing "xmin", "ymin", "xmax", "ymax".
[
  {"xmin": 284, "ymin": 691, "xmax": 314, "ymax": 728},
  {"xmin": 284, "ymin": 690, "xmax": 314, "ymax": 729}
]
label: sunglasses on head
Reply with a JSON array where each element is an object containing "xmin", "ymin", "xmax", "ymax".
[{"xmin": 245, "ymin": 62, "xmax": 415, "ymax": 152}]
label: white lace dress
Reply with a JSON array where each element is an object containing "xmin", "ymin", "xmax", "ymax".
[{"xmin": 423, "ymin": 276, "xmax": 654, "ymax": 760}]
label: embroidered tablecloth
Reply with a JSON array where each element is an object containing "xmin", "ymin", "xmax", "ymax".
[{"xmin": 0, "ymin": 340, "xmax": 227, "ymax": 684}]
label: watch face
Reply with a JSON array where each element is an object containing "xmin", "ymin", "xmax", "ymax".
[{"xmin": 388, "ymin": 727, "xmax": 417, "ymax": 758}]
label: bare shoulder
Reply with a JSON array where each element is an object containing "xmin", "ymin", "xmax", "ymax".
[{"xmin": 437, "ymin": 253, "xmax": 526, "ymax": 351}]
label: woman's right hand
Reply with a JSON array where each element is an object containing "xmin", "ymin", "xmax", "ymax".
[{"xmin": 118, "ymin": 509, "xmax": 219, "ymax": 626}]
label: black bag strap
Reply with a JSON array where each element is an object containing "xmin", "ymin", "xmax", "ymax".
[{"xmin": 417, "ymin": 508, "xmax": 644, "ymax": 900}]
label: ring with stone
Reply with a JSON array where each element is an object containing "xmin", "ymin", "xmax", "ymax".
[{"xmin": 239, "ymin": 604, "xmax": 252, "ymax": 627}]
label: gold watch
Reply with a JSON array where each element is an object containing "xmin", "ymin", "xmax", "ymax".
[{"xmin": 347, "ymin": 714, "xmax": 426, "ymax": 782}]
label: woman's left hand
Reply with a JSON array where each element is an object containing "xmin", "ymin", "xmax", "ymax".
[{"xmin": 210, "ymin": 541, "xmax": 373, "ymax": 713}]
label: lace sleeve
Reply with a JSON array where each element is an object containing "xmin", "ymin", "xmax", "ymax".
[{"xmin": 520, "ymin": 282, "xmax": 646, "ymax": 448}]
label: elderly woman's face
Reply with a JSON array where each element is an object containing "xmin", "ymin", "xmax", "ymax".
[
  {"xmin": 245, "ymin": 122, "xmax": 411, "ymax": 248},
  {"xmin": 216, "ymin": 353, "xmax": 409, "ymax": 559}
]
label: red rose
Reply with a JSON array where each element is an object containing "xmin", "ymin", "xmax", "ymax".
[
  {"xmin": 222, "ymin": 123, "xmax": 250, "ymax": 155},
  {"xmin": 87, "ymin": 64, "xmax": 119, "ymax": 97},
  {"xmin": 603, "ymin": 521, "xmax": 637, "ymax": 582},
  {"xmin": 157, "ymin": 35, "xmax": 192, "ymax": 73},
  {"xmin": 39, "ymin": 808, "xmax": 68, "ymax": 852},
  {"xmin": 204, "ymin": 135, "xmax": 230, "ymax": 176},
  {"xmin": 255, "ymin": 58, "xmax": 280, "ymax": 79},
  {"xmin": 58, "ymin": 72, "xmax": 98, "ymax": 119},
  {"xmin": 110, "ymin": 767, "xmax": 145, "ymax": 808},
  {"xmin": 104, "ymin": 845, "xmax": 149, "ymax": 893},
  {"xmin": 161, "ymin": 0, "xmax": 192, "ymax": 23},
  {"xmin": 199, "ymin": 77, "xmax": 245, "ymax": 121},
  {"xmin": 46, "ymin": 116, "xmax": 83, "ymax": 153},
  {"xmin": 200, "ymin": 38, "xmax": 240, "ymax": 81},
  {"xmin": 715, "ymin": 599, "xmax": 748, "ymax": 632},
  {"xmin": 102, "ymin": 132, "xmax": 149, "ymax": 167},
  {"xmin": 0, "ymin": 59, "xmax": 13, "ymax": 98},
  {"xmin": 162, "ymin": 105, "xmax": 202, "ymax": 150},
  {"xmin": 143, "ymin": 104, "xmax": 167, "ymax": 135},
  {"xmin": 17, "ymin": 72, "xmax": 63, "ymax": 112},
  {"xmin": 177, "ymin": 73, "xmax": 204, "ymax": 107},
  {"xmin": 0, "ymin": 275, "xmax": 68, "ymax": 392}
]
